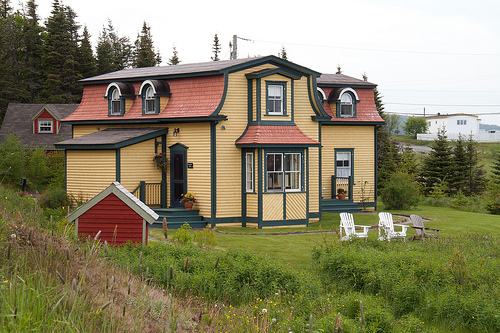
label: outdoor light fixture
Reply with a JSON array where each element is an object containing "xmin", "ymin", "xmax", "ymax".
[{"xmin": 173, "ymin": 128, "xmax": 180, "ymax": 137}]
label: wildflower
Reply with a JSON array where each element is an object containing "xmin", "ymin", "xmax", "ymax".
[
  {"xmin": 272, "ymin": 318, "xmax": 277, "ymax": 323},
  {"xmin": 262, "ymin": 308, "xmax": 267, "ymax": 314},
  {"xmin": 10, "ymin": 233, "xmax": 16, "ymax": 239}
]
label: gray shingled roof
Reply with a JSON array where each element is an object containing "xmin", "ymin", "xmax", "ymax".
[
  {"xmin": 317, "ymin": 73, "xmax": 376, "ymax": 87},
  {"xmin": 55, "ymin": 128, "xmax": 168, "ymax": 149},
  {"xmin": 0, "ymin": 103, "xmax": 78, "ymax": 150},
  {"xmin": 80, "ymin": 57, "xmax": 267, "ymax": 83}
]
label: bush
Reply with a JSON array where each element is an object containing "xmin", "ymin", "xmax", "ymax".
[
  {"xmin": 39, "ymin": 188, "xmax": 72, "ymax": 209},
  {"xmin": 379, "ymin": 171, "xmax": 420, "ymax": 210}
]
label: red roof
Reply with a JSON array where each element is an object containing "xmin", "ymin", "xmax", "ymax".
[
  {"xmin": 63, "ymin": 75, "xmax": 225, "ymax": 122},
  {"xmin": 236, "ymin": 125, "xmax": 320, "ymax": 146},
  {"xmin": 321, "ymin": 88, "xmax": 384, "ymax": 123}
]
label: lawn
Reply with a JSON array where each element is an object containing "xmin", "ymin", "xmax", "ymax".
[{"xmin": 150, "ymin": 207, "xmax": 500, "ymax": 270}]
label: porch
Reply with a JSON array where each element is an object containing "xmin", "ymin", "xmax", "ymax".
[{"xmin": 321, "ymin": 176, "xmax": 363, "ymax": 214}]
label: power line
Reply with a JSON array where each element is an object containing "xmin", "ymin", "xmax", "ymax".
[{"xmin": 385, "ymin": 102, "xmax": 500, "ymax": 107}]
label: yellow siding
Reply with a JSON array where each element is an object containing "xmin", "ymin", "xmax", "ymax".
[
  {"xmin": 260, "ymin": 74, "xmax": 292, "ymax": 122},
  {"xmin": 215, "ymin": 64, "xmax": 277, "ymax": 218},
  {"xmin": 66, "ymin": 150, "xmax": 116, "ymax": 201},
  {"xmin": 246, "ymin": 194, "xmax": 258, "ymax": 217},
  {"xmin": 169, "ymin": 122, "xmax": 212, "ymax": 217},
  {"xmin": 263, "ymin": 194, "xmax": 283, "ymax": 221},
  {"xmin": 120, "ymin": 139, "xmax": 162, "ymax": 194},
  {"xmin": 72, "ymin": 124, "xmax": 165, "ymax": 138},
  {"xmin": 321, "ymin": 126, "xmax": 376, "ymax": 204},
  {"xmin": 285, "ymin": 193, "xmax": 307, "ymax": 220}
]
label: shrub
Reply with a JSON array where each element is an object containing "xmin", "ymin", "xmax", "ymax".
[
  {"xmin": 172, "ymin": 222, "xmax": 193, "ymax": 244},
  {"xmin": 379, "ymin": 171, "xmax": 420, "ymax": 210},
  {"xmin": 39, "ymin": 187, "xmax": 72, "ymax": 209}
]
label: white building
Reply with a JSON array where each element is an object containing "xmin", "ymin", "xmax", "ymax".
[{"xmin": 417, "ymin": 113, "xmax": 500, "ymax": 142}]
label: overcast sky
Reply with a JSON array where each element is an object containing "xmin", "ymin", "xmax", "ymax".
[{"xmin": 25, "ymin": 0, "xmax": 500, "ymax": 126}]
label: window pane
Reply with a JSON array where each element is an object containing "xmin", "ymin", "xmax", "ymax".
[
  {"xmin": 284, "ymin": 153, "xmax": 300, "ymax": 190},
  {"xmin": 336, "ymin": 151, "xmax": 351, "ymax": 177},
  {"xmin": 268, "ymin": 85, "xmax": 283, "ymax": 114},
  {"xmin": 246, "ymin": 153, "xmax": 253, "ymax": 192}
]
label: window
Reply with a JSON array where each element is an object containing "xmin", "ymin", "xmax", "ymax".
[
  {"xmin": 110, "ymin": 88, "xmax": 121, "ymax": 115},
  {"xmin": 340, "ymin": 93, "xmax": 353, "ymax": 117},
  {"xmin": 145, "ymin": 86, "xmax": 155, "ymax": 114},
  {"xmin": 245, "ymin": 153, "xmax": 254, "ymax": 193},
  {"xmin": 284, "ymin": 153, "xmax": 301, "ymax": 191},
  {"xmin": 336, "ymin": 151, "xmax": 352, "ymax": 178},
  {"xmin": 267, "ymin": 83, "xmax": 284, "ymax": 115},
  {"xmin": 457, "ymin": 119, "xmax": 467, "ymax": 125},
  {"xmin": 266, "ymin": 153, "xmax": 301, "ymax": 192},
  {"xmin": 38, "ymin": 119, "xmax": 53, "ymax": 133}
]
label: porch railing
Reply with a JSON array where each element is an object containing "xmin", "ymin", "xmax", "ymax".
[
  {"xmin": 331, "ymin": 176, "xmax": 351, "ymax": 200},
  {"xmin": 131, "ymin": 181, "xmax": 163, "ymax": 207}
]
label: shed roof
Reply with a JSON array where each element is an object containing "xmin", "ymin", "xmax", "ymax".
[
  {"xmin": 236, "ymin": 125, "xmax": 320, "ymax": 147},
  {"xmin": 66, "ymin": 181, "xmax": 159, "ymax": 223},
  {"xmin": 0, "ymin": 103, "xmax": 78, "ymax": 149},
  {"xmin": 55, "ymin": 127, "xmax": 168, "ymax": 149},
  {"xmin": 317, "ymin": 74, "xmax": 376, "ymax": 88}
]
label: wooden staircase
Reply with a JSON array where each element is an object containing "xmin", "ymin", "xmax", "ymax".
[
  {"xmin": 321, "ymin": 199, "xmax": 363, "ymax": 214},
  {"xmin": 152, "ymin": 208, "xmax": 207, "ymax": 229}
]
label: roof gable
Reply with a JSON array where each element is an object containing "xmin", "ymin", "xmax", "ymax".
[{"xmin": 66, "ymin": 181, "xmax": 159, "ymax": 223}]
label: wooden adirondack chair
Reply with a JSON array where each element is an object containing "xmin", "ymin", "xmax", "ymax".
[
  {"xmin": 408, "ymin": 214, "xmax": 440, "ymax": 240},
  {"xmin": 378, "ymin": 212, "xmax": 408, "ymax": 242},
  {"xmin": 339, "ymin": 212, "xmax": 370, "ymax": 241}
]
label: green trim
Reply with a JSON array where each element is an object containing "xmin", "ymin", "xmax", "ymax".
[
  {"xmin": 245, "ymin": 67, "xmax": 303, "ymax": 80},
  {"xmin": 236, "ymin": 143, "xmax": 320, "ymax": 148},
  {"xmin": 116, "ymin": 149, "xmax": 121, "ymax": 182},
  {"xmin": 210, "ymin": 121, "xmax": 217, "ymax": 227},
  {"xmin": 261, "ymin": 219, "xmax": 308, "ymax": 227},
  {"xmin": 334, "ymin": 148, "xmax": 355, "ymax": 195},
  {"xmin": 309, "ymin": 212, "xmax": 321, "ymax": 219},
  {"xmin": 169, "ymin": 143, "xmax": 188, "ymax": 209},
  {"xmin": 161, "ymin": 134, "xmax": 167, "ymax": 208},
  {"xmin": 265, "ymin": 81, "xmax": 287, "ymax": 116},
  {"xmin": 263, "ymin": 149, "xmax": 305, "ymax": 194},
  {"xmin": 256, "ymin": 79, "xmax": 261, "ymax": 122},
  {"xmin": 374, "ymin": 126, "xmax": 378, "ymax": 211},
  {"xmin": 63, "ymin": 115, "xmax": 227, "ymax": 126},
  {"xmin": 318, "ymin": 83, "xmax": 377, "ymax": 89},
  {"xmin": 56, "ymin": 128, "xmax": 169, "ymax": 150},
  {"xmin": 305, "ymin": 148, "xmax": 309, "ymax": 226},
  {"xmin": 247, "ymin": 79, "xmax": 253, "ymax": 124},
  {"xmin": 318, "ymin": 123, "xmax": 322, "ymax": 219},
  {"xmin": 257, "ymin": 148, "xmax": 263, "ymax": 229},
  {"xmin": 291, "ymin": 80, "xmax": 294, "ymax": 123},
  {"xmin": 321, "ymin": 121, "xmax": 385, "ymax": 126},
  {"xmin": 308, "ymin": 75, "xmax": 330, "ymax": 119}
]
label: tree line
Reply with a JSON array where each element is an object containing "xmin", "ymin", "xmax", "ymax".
[{"xmin": 0, "ymin": 0, "xmax": 162, "ymax": 124}]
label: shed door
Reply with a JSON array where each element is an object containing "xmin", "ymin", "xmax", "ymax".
[{"xmin": 171, "ymin": 150, "xmax": 187, "ymax": 207}]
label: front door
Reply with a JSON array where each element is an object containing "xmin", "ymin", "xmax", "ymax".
[{"xmin": 170, "ymin": 148, "xmax": 187, "ymax": 207}]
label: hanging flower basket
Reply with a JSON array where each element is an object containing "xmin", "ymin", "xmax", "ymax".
[{"xmin": 153, "ymin": 153, "xmax": 168, "ymax": 172}]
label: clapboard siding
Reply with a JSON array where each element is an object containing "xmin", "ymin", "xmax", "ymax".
[
  {"xmin": 321, "ymin": 126, "xmax": 376, "ymax": 203},
  {"xmin": 285, "ymin": 192, "xmax": 307, "ymax": 220},
  {"xmin": 67, "ymin": 150, "xmax": 116, "ymax": 201},
  {"xmin": 77, "ymin": 193, "xmax": 145, "ymax": 245}
]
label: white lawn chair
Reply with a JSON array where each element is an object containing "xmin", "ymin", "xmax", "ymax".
[
  {"xmin": 339, "ymin": 212, "xmax": 370, "ymax": 241},
  {"xmin": 378, "ymin": 212, "xmax": 408, "ymax": 242}
]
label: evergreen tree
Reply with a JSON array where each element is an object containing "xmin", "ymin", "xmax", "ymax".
[
  {"xmin": 133, "ymin": 21, "xmax": 160, "ymax": 68},
  {"xmin": 492, "ymin": 151, "xmax": 500, "ymax": 180},
  {"xmin": 77, "ymin": 25, "xmax": 96, "ymax": 78},
  {"xmin": 167, "ymin": 45, "xmax": 180, "ymax": 65},
  {"xmin": 211, "ymin": 33, "xmax": 220, "ymax": 61},
  {"xmin": 419, "ymin": 130, "xmax": 452, "ymax": 193},
  {"xmin": 464, "ymin": 135, "xmax": 486, "ymax": 195},
  {"xmin": 448, "ymin": 135, "xmax": 469, "ymax": 194},
  {"xmin": 96, "ymin": 20, "xmax": 132, "ymax": 74},
  {"xmin": 42, "ymin": 0, "xmax": 82, "ymax": 103},
  {"xmin": 336, "ymin": 64, "xmax": 342, "ymax": 74},
  {"xmin": 279, "ymin": 46, "xmax": 287, "ymax": 60}
]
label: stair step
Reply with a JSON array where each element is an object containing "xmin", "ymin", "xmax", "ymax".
[{"xmin": 152, "ymin": 208, "xmax": 207, "ymax": 229}]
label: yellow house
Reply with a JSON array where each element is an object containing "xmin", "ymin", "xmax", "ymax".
[{"xmin": 56, "ymin": 56, "xmax": 384, "ymax": 228}]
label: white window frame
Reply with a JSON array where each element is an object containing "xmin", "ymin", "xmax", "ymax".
[
  {"xmin": 457, "ymin": 119, "xmax": 467, "ymax": 125},
  {"xmin": 38, "ymin": 119, "xmax": 53, "ymax": 133},
  {"xmin": 145, "ymin": 86, "xmax": 155, "ymax": 114},
  {"xmin": 267, "ymin": 84, "xmax": 284, "ymax": 115},
  {"xmin": 266, "ymin": 153, "xmax": 301, "ymax": 192},
  {"xmin": 336, "ymin": 151, "xmax": 352, "ymax": 178},
  {"xmin": 245, "ymin": 152, "xmax": 254, "ymax": 193},
  {"xmin": 110, "ymin": 88, "xmax": 121, "ymax": 115},
  {"xmin": 340, "ymin": 93, "xmax": 353, "ymax": 117}
]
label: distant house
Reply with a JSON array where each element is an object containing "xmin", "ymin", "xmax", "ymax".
[
  {"xmin": 56, "ymin": 56, "xmax": 384, "ymax": 228},
  {"xmin": 0, "ymin": 103, "xmax": 78, "ymax": 150}
]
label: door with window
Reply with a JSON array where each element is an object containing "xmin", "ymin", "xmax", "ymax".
[
  {"xmin": 170, "ymin": 147, "xmax": 187, "ymax": 208},
  {"xmin": 334, "ymin": 150, "xmax": 353, "ymax": 199}
]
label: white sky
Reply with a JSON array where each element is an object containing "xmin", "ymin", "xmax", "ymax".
[{"xmin": 22, "ymin": 0, "xmax": 500, "ymax": 125}]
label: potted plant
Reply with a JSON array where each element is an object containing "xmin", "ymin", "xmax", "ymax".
[
  {"xmin": 337, "ymin": 188, "xmax": 347, "ymax": 200},
  {"xmin": 153, "ymin": 153, "xmax": 168, "ymax": 172},
  {"xmin": 180, "ymin": 191, "xmax": 196, "ymax": 209}
]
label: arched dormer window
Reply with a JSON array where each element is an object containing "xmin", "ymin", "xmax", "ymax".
[
  {"xmin": 328, "ymin": 87, "xmax": 359, "ymax": 118},
  {"xmin": 104, "ymin": 82, "xmax": 135, "ymax": 116},
  {"xmin": 139, "ymin": 80, "xmax": 171, "ymax": 115},
  {"xmin": 317, "ymin": 87, "xmax": 326, "ymax": 104}
]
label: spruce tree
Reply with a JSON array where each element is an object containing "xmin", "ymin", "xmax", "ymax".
[
  {"xmin": 211, "ymin": 33, "xmax": 220, "ymax": 61},
  {"xmin": 492, "ymin": 152, "xmax": 500, "ymax": 181},
  {"xmin": 464, "ymin": 135, "xmax": 486, "ymax": 195},
  {"xmin": 133, "ymin": 21, "xmax": 160, "ymax": 68},
  {"xmin": 279, "ymin": 46, "xmax": 287, "ymax": 60},
  {"xmin": 448, "ymin": 135, "xmax": 468, "ymax": 195},
  {"xmin": 96, "ymin": 20, "xmax": 132, "ymax": 74},
  {"xmin": 78, "ymin": 26, "xmax": 96, "ymax": 78},
  {"xmin": 167, "ymin": 45, "xmax": 180, "ymax": 65},
  {"xmin": 419, "ymin": 130, "xmax": 452, "ymax": 193}
]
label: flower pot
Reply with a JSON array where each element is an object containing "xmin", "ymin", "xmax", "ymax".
[
  {"xmin": 337, "ymin": 193, "xmax": 346, "ymax": 200},
  {"xmin": 184, "ymin": 202, "xmax": 194, "ymax": 210}
]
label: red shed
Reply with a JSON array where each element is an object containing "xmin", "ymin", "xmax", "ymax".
[{"xmin": 66, "ymin": 182, "xmax": 159, "ymax": 245}]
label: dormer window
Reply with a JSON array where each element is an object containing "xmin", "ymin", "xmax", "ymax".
[
  {"xmin": 340, "ymin": 93, "xmax": 353, "ymax": 117},
  {"xmin": 105, "ymin": 82, "xmax": 135, "ymax": 116},
  {"xmin": 111, "ymin": 88, "xmax": 121, "ymax": 115},
  {"xmin": 38, "ymin": 119, "xmax": 53, "ymax": 133},
  {"xmin": 139, "ymin": 80, "xmax": 171, "ymax": 115},
  {"xmin": 328, "ymin": 87, "xmax": 359, "ymax": 119},
  {"xmin": 266, "ymin": 82, "xmax": 286, "ymax": 115}
]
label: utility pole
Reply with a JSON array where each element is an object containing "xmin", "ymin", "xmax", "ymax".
[{"xmin": 230, "ymin": 35, "xmax": 237, "ymax": 59}]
